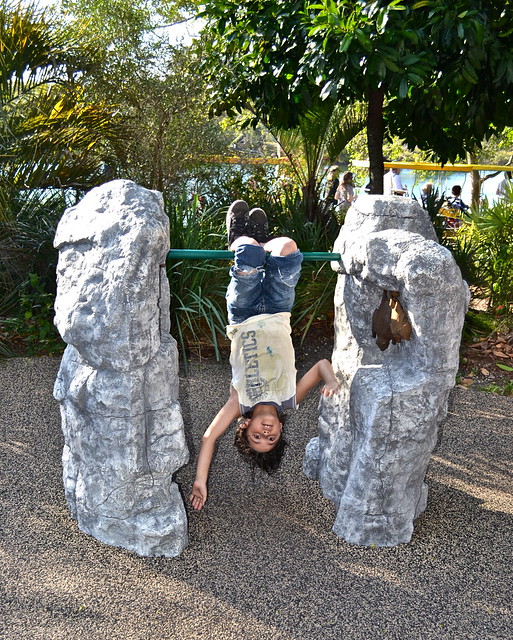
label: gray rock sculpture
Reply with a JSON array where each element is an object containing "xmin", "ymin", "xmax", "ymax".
[
  {"xmin": 53, "ymin": 179, "xmax": 189, "ymax": 557},
  {"xmin": 303, "ymin": 195, "xmax": 469, "ymax": 547}
]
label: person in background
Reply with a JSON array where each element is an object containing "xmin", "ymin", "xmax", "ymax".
[
  {"xmin": 446, "ymin": 185, "xmax": 468, "ymax": 211},
  {"xmin": 420, "ymin": 182, "xmax": 434, "ymax": 206},
  {"xmin": 442, "ymin": 184, "xmax": 468, "ymax": 231},
  {"xmin": 496, "ymin": 171, "xmax": 512, "ymax": 198},
  {"xmin": 384, "ymin": 167, "xmax": 408, "ymax": 196},
  {"xmin": 335, "ymin": 171, "xmax": 357, "ymax": 213},
  {"xmin": 324, "ymin": 165, "xmax": 340, "ymax": 207}
]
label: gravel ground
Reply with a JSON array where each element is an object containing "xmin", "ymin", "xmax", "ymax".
[{"xmin": 1, "ymin": 353, "xmax": 512, "ymax": 640}]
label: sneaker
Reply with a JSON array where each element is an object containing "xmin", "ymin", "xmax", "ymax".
[
  {"xmin": 248, "ymin": 207, "xmax": 269, "ymax": 243},
  {"xmin": 226, "ymin": 200, "xmax": 250, "ymax": 246}
]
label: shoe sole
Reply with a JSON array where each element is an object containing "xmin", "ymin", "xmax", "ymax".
[
  {"xmin": 248, "ymin": 208, "xmax": 269, "ymax": 243},
  {"xmin": 226, "ymin": 200, "xmax": 250, "ymax": 246}
]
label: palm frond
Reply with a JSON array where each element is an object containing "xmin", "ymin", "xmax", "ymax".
[{"xmin": 269, "ymin": 99, "xmax": 367, "ymax": 210}]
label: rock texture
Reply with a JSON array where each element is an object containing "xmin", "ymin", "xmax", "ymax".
[
  {"xmin": 53, "ymin": 180, "xmax": 189, "ymax": 557},
  {"xmin": 303, "ymin": 195, "xmax": 469, "ymax": 546}
]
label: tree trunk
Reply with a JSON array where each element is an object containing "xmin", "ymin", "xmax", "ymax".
[
  {"xmin": 466, "ymin": 150, "xmax": 481, "ymax": 209},
  {"xmin": 303, "ymin": 181, "xmax": 319, "ymax": 222},
  {"xmin": 366, "ymin": 87, "xmax": 385, "ymax": 194}
]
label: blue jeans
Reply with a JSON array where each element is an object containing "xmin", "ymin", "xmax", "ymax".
[{"xmin": 226, "ymin": 244, "xmax": 303, "ymax": 325}]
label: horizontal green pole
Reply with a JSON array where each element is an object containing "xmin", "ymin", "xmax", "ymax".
[{"xmin": 167, "ymin": 249, "xmax": 341, "ymax": 262}]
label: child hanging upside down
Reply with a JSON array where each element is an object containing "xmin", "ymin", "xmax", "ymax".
[{"xmin": 189, "ymin": 200, "xmax": 339, "ymax": 511}]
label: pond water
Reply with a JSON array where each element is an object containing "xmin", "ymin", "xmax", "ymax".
[{"xmin": 357, "ymin": 170, "xmax": 507, "ymax": 205}]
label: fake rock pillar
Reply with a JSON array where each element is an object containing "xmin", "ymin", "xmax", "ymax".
[
  {"xmin": 303, "ymin": 195, "xmax": 469, "ymax": 546},
  {"xmin": 53, "ymin": 180, "xmax": 189, "ymax": 557}
]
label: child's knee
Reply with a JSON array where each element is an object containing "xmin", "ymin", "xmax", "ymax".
[
  {"xmin": 230, "ymin": 236, "xmax": 260, "ymax": 250},
  {"xmin": 264, "ymin": 237, "xmax": 298, "ymax": 256}
]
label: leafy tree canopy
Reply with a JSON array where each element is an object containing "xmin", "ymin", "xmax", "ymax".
[
  {"xmin": 384, "ymin": 0, "xmax": 513, "ymax": 162},
  {"xmin": 200, "ymin": 0, "xmax": 513, "ymax": 188},
  {"xmin": 59, "ymin": 0, "xmax": 234, "ymax": 191}
]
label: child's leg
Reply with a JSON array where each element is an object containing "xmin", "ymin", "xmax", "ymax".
[
  {"xmin": 226, "ymin": 240, "xmax": 266, "ymax": 325},
  {"xmin": 262, "ymin": 237, "xmax": 303, "ymax": 314}
]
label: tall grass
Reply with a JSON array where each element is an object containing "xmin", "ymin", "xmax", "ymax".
[
  {"xmin": 463, "ymin": 189, "xmax": 513, "ymax": 313},
  {"xmin": 271, "ymin": 186, "xmax": 338, "ymax": 342},
  {"xmin": 166, "ymin": 193, "xmax": 230, "ymax": 369},
  {"xmin": 444, "ymin": 186, "xmax": 513, "ymax": 316}
]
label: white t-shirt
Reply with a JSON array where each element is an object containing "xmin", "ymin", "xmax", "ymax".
[
  {"xmin": 227, "ymin": 312, "xmax": 297, "ymax": 414},
  {"xmin": 384, "ymin": 170, "xmax": 394, "ymax": 195},
  {"xmin": 384, "ymin": 170, "xmax": 407, "ymax": 195}
]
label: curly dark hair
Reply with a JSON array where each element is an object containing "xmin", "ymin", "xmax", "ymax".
[{"xmin": 234, "ymin": 411, "xmax": 288, "ymax": 474}]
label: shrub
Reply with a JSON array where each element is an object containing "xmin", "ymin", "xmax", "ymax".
[{"xmin": 462, "ymin": 186, "xmax": 513, "ymax": 313}]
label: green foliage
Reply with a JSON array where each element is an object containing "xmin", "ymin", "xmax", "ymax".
[
  {"xmin": 462, "ymin": 310, "xmax": 498, "ymax": 343},
  {"xmin": 15, "ymin": 272, "xmax": 63, "ymax": 355},
  {"xmin": 0, "ymin": 187, "xmax": 67, "ymax": 357},
  {"xmin": 185, "ymin": 164, "xmax": 283, "ymax": 216},
  {"xmin": 387, "ymin": 1, "xmax": 513, "ymax": 162},
  {"xmin": 271, "ymin": 100, "xmax": 367, "ymax": 222},
  {"xmin": 475, "ymin": 129, "xmax": 513, "ymax": 165},
  {"xmin": 62, "ymin": 0, "xmax": 232, "ymax": 192},
  {"xmin": 413, "ymin": 187, "xmax": 446, "ymax": 242},
  {"xmin": 165, "ymin": 192, "xmax": 229, "ymax": 369},
  {"xmin": 477, "ymin": 380, "xmax": 513, "ymax": 397},
  {"xmin": 292, "ymin": 261, "xmax": 336, "ymax": 344},
  {"xmin": 200, "ymin": 0, "xmax": 513, "ymax": 193},
  {"xmin": 0, "ymin": 0, "xmax": 120, "ymax": 215},
  {"xmin": 1, "ymin": 291, "xmax": 63, "ymax": 358},
  {"xmin": 463, "ymin": 186, "xmax": 513, "ymax": 312},
  {"xmin": 0, "ymin": 286, "xmax": 18, "ymax": 356},
  {"xmin": 255, "ymin": 184, "xmax": 338, "ymax": 343},
  {"xmin": 445, "ymin": 231, "xmax": 482, "ymax": 291},
  {"xmin": 272, "ymin": 185, "xmax": 338, "ymax": 252}
]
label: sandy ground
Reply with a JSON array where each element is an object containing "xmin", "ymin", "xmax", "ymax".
[{"xmin": 1, "ymin": 353, "xmax": 512, "ymax": 640}]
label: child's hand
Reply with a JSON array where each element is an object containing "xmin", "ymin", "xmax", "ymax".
[
  {"xmin": 321, "ymin": 379, "xmax": 339, "ymax": 397},
  {"xmin": 190, "ymin": 480, "xmax": 207, "ymax": 511}
]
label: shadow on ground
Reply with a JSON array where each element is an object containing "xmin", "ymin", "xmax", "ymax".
[{"xmin": 0, "ymin": 355, "xmax": 512, "ymax": 640}]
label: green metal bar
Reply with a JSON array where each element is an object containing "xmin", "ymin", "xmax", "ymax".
[{"xmin": 167, "ymin": 249, "xmax": 341, "ymax": 262}]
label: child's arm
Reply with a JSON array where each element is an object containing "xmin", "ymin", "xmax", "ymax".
[
  {"xmin": 189, "ymin": 386, "xmax": 240, "ymax": 511},
  {"xmin": 295, "ymin": 358, "xmax": 340, "ymax": 405}
]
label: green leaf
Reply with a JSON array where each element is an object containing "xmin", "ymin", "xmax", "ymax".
[
  {"xmin": 339, "ymin": 34, "xmax": 353, "ymax": 52},
  {"xmin": 376, "ymin": 10, "xmax": 389, "ymax": 33},
  {"xmin": 383, "ymin": 57, "xmax": 401, "ymax": 73},
  {"xmin": 497, "ymin": 363, "xmax": 513, "ymax": 372},
  {"xmin": 320, "ymin": 79, "xmax": 335, "ymax": 99},
  {"xmin": 407, "ymin": 72, "xmax": 423, "ymax": 84},
  {"xmin": 355, "ymin": 28, "xmax": 372, "ymax": 51},
  {"xmin": 308, "ymin": 25, "xmax": 329, "ymax": 36},
  {"xmin": 401, "ymin": 55, "xmax": 420, "ymax": 66},
  {"xmin": 461, "ymin": 61, "xmax": 478, "ymax": 84}
]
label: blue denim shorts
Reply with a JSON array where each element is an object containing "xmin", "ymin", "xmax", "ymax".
[{"xmin": 226, "ymin": 244, "xmax": 303, "ymax": 325}]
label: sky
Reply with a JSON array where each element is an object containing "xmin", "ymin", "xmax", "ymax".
[
  {"xmin": 31, "ymin": 0, "xmax": 203, "ymax": 45},
  {"xmin": 166, "ymin": 17, "xmax": 204, "ymax": 45}
]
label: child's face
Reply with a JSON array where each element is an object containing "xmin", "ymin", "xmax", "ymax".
[{"xmin": 244, "ymin": 413, "xmax": 283, "ymax": 452}]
